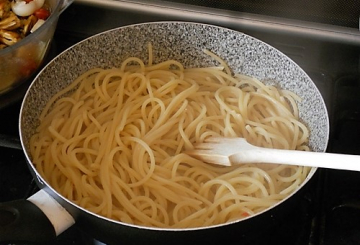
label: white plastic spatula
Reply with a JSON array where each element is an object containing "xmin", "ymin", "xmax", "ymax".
[{"xmin": 186, "ymin": 137, "xmax": 360, "ymax": 171}]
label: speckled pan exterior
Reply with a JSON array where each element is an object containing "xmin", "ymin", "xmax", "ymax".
[{"xmin": 20, "ymin": 21, "xmax": 329, "ymax": 166}]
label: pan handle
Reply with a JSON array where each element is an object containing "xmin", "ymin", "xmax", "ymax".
[
  {"xmin": 0, "ymin": 199, "xmax": 56, "ymax": 243},
  {"xmin": 0, "ymin": 190, "xmax": 75, "ymax": 244}
]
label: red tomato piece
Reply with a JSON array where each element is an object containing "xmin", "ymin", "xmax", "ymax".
[
  {"xmin": 34, "ymin": 8, "xmax": 50, "ymax": 20},
  {"xmin": 24, "ymin": 0, "xmax": 34, "ymax": 3}
]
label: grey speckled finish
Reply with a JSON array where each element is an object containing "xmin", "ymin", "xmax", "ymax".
[{"xmin": 21, "ymin": 22, "xmax": 329, "ymax": 155}]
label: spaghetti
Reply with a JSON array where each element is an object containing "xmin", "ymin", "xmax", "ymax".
[{"xmin": 30, "ymin": 46, "xmax": 310, "ymax": 228}]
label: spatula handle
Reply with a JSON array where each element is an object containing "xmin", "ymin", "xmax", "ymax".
[{"xmin": 229, "ymin": 148, "xmax": 360, "ymax": 171}]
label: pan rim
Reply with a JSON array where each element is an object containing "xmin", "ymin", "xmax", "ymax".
[{"xmin": 19, "ymin": 20, "xmax": 329, "ymax": 232}]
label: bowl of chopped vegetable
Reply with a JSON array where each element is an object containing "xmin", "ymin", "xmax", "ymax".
[{"xmin": 0, "ymin": 0, "xmax": 73, "ymax": 94}]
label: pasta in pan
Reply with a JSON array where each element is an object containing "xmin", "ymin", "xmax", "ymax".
[{"xmin": 30, "ymin": 45, "xmax": 310, "ymax": 228}]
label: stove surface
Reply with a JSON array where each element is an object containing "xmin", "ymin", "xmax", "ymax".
[{"xmin": 1, "ymin": 1, "xmax": 360, "ymax": 244}]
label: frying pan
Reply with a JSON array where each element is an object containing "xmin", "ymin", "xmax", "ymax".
[{"xmin": 0, "ymin": 22, "xmax": 329, "ymax": 244}]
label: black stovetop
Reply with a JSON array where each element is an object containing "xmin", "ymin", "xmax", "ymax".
[{"xmin": 1, "ymin": 2, "xmax": 360, "ymax": 245}]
